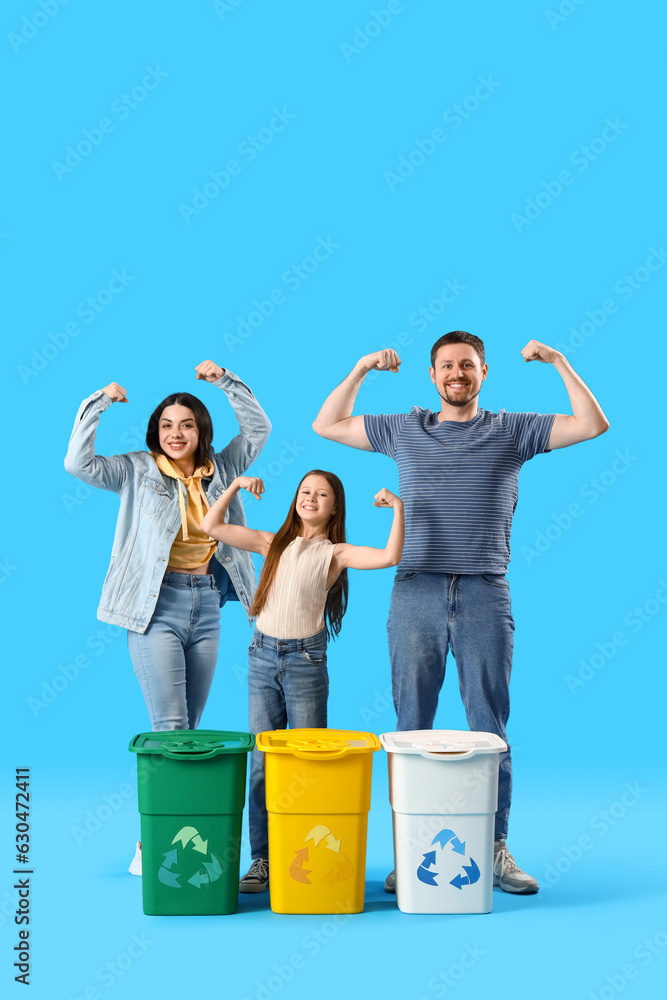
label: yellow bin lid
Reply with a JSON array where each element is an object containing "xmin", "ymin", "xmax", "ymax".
[{"xmin": 256, "ymin": 728, "xmax": 380, "ymax": 760}]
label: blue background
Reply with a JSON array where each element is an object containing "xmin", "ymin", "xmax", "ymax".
[{"xmin": 3, "ymin": 1, "xmax": 666, "ymax": 997}]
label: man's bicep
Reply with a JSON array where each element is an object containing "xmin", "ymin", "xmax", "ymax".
[
  {"xmin": 322, "ymin": 415, "xmax": 372, "ymax": 451},
  {"xmin": 547, "ymin": 414, "xmax": 586, "ymax": 450}
]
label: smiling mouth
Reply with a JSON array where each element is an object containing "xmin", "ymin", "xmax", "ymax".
[
  {"xmin": 446, "ymin": 381, "xmax": 470, "ymax": 389},
  {"xmin": 168, "ymin": 442, "xmax": 187, "ymax": 449}
]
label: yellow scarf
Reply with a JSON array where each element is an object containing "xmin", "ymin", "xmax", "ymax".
[{"xmin": 151, "ymin": 451, "xmax": 217, "ymax": 569}]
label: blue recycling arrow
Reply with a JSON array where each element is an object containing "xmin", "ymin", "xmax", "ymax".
[
  {"xmin": 422, "ymin": 851, "xmax": 436, "ymax": 868},
  {"xmin": 463, "ymin": 858, "xmax": 480, "ymax": 884},
  {"xmin": 417, "ymin": 863, "xmax": 438, "ymax": 886},
  {"xmin": 431, "ymin": 829, "xmax": 456, "ymax": 850},
  {"xmin": 450, "ymin": 857, "xmax": 480, "ymax": 890},
  {"xmin": 158, "ymin": 866, "xmax": 182, "ymax": 888},
  {"xmin": 450, "ymin": 837, "xmax": 466, "ymax": 855},
  {"xmin": 162, "ymin": 849, "xmax": 178, "ymax": 869}
]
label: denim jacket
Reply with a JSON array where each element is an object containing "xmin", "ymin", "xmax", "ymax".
[{"xmin": 64, "ymin": 370, "xmax": 271, "ymax": 633}]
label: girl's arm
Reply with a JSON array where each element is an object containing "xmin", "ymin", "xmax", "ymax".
[
  {"xmin": 201, "ymin": 476, "xmax": 273, "ymax": 555},
  {"xmin": 63, "ymin": 382, "xmax": 133, "ymax": 493},
  {"xmin": 329, "ymin": 489, "xmax": 404, "ymax": 577}
]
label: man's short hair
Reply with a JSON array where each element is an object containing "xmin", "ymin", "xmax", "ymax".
[{"xmin": 430, "ymin": 331, "xmax": 485, "ymax": 367}]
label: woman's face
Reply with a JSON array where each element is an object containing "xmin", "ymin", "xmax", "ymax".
[{"xmin": 158, "ymin": 404, "xmax": 199, "ymax": 468}]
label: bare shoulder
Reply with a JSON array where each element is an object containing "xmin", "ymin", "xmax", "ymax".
[{"xmin": 331, "ymin": 541, "xmax": 352, "ymax": 567}]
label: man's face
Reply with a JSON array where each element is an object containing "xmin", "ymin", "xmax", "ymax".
[{"xmin": 429, "ymin": 343, "xmax": 488, "ymax": 407}]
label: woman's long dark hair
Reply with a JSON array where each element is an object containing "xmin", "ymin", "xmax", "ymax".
[
  {"xmin": 145, "ymin": 393, "xmax": 214, "ymax": 470},
  {"xmin": 250, "ymin": 470, "xmax": 349, "ymax": 639}
]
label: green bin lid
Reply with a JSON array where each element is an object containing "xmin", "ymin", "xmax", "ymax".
[{"xmin": 129, "ymin": 729, "xmax": 254, "ymax": 760}]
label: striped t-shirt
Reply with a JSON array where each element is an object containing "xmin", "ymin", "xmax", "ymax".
[{"xmin": 364, "ymin": 407, "xmax": 556, "ymax": 574}]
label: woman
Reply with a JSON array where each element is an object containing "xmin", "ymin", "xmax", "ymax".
[{"xmin": 64, "ymin": 360, "xmax": 271, "ymax": 872}]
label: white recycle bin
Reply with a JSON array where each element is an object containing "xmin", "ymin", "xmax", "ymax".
[{"xmin": 381, "ymin": 729, "xmax": 507, "ymax": 914}]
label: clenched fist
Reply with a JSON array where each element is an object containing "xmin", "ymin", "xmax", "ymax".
[
  {"xmin": 101, "ymin": 382, "xmax": 128, "ymax": 402},
  {"xmin": 373, "ymin": 487, "xmax": 403, "ymax": 508},
  {"xmin": 521, "ymin": 340, "xmax": 564, "ymax": 365},
  {"xmin": 195, "ymin": 360, "xmax": 226, "ymax": 382},
  {"xmin": 359, "ymin": 349, "xmax": 401, "ymax": 374},
  {"xmin": 233, "ymin": 476, "xmax": 264, "ymax": 501}
]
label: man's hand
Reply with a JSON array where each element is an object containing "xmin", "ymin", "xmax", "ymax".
[
  {"xmin": 373, "ymin": 487, "xmax": 403, "ymax": 508},
  {"xmin": 233, "ymin": 476, "xmax": 264, "ymax": 501},
  {"xmin": 359, "ymin": 349, "xmax": 401, "ymax": 373},
  {"xmin": 101, "ymin": 382, "xmax": 128, "ymax": 402},
  {"xmin": 195, "ymin": 360, "xmax": 225, "ymax": 382},
  {"xmin": 521, "ymin": 341, "xmax": 563, "ymax": 365}
]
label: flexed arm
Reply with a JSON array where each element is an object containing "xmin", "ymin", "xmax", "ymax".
[
  {"xmin": 200, "ymin": 476, "xmax": 273, "ymax": 555},
  {"xmin": 521, "ymin": 341, "xmax": 610, "ymax": 449},
  {"xmin": 63, "ymin": 382, "xmax": 133, "ymax": 493},
  {"xmin": 312, "ymin": 350, "xmax": 401, "ymax": 450},
  {"xmin": 328, "ymin": 489, "xmax": 404, "ymax": 583},
  {"xmin": 195, "ymin": 360, "xmax": 272, "ymax": 474}
]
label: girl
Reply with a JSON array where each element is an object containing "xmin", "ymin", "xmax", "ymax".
[
  {"xmin": 64, "ymin": 361, "xmax": 271, "ymax": 873},
  {"xmin": 200, "ymin": 469, "xmax": 404, "ymax": 892}
]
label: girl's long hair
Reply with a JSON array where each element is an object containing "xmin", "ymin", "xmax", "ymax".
[
  {"xmin": 145, "ymin": 393, "xmax": 214, "ymax": 470},
  {"xmin": 250, "ymin": 470, "xmax": 349, "ymax": 639}
]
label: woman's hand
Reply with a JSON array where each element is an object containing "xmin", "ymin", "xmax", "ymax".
[
  {"xmin": 373, "ymin": 487, "xmax": 402, "ymax": 508},
  {"xmin": 195, "ymin": 360, "xmax": 226, "ymax": 382},
  {"xmin": 101, "ymin": 382, "xmax": 128, "ymax": 402},
  {"xmin": 234, "ymin": 476, "xmax": 265, "ymax": 501}
]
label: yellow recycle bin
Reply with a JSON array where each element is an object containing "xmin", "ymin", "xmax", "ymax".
[{"xmin": 257, "ymin": 728, "xmax": 380, "ymax": 914}]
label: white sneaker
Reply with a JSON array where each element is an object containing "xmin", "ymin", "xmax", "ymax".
[
  {"xmin": 128, "ymin": 841, "xmax": 142, "ymax": 876},
  {"xmin": 493, "ymin": 840, "xmax": 538, "ymax": 894}
]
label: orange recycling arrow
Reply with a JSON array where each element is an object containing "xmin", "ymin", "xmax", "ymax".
[
  {"xmin": 321, "ymin": 852, "xmax": 353, "ymax": 884},
  {"xmin": 289, "ymin": 847, "xmax": 312, "ymax": 884}
]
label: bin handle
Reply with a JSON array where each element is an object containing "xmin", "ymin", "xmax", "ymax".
[
  {"xmin": 417, "ymin": 749, "xmax": 480, "ymax": 761},
  {"xmin": 284, "ymin": 740, "xmax": 349, "ymax": 760},
  {"xmin": 158, "ymin": 746, "xmax": 223, "ymax": 760}
]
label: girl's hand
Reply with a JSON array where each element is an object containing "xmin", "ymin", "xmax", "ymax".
[
  {"xmin": 373, "ymin": 487, "xmax": 402, "ymax": 508},
  {"xmin": 101, "ymin": 382, "xmax": 128, "ymax": 402},
  {"xmin": 234, "ymin": 476, "xmax": 264, "ymax": 500},
  {"xmin": 195, "ymin": 360, "xmax": 225, "ymax": 382}
]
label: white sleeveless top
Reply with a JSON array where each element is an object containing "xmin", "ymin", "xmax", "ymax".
[{"xmin": 255, "ymin": 534, "xmax": 336, "ymax": 639}]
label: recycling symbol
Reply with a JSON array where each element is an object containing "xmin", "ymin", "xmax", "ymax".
[
  {"xmin": 417, "ymin": 828, "xmax": 480, "ymax": 890},
  {"xmin": 289, "ymin": 825, "xmax": 353, "ymax": 885},
  {"xmin": 157, "ymin": 826, "xmax": 223, "ymax": 889}
]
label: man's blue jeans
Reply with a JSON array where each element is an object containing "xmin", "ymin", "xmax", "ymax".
[
  {"xmin": 388, "ymin": 572, "xmax": 515, "ymax": 841},
  {"xmin": 127, "ymin": 572, "xmax": 221, "ymax": 731},
  {"xmin": 247, "ymin": 627, "xmax": 329, "ymax": 859}
]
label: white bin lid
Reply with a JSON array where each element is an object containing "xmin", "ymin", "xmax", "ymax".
[{"xmin": 380, "ymin": 729, "xmax": 507, "ymax": 760}]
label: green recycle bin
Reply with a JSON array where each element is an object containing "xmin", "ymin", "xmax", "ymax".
[{"xmin": 129, "ymin": 729, "xmax": 254, "ymax": 915}]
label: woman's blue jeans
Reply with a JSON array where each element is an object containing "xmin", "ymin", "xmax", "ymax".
[
  {"xmin": 127, "ymin": 571, "xmax": 221, "ymax": 731},
  {"xmin": 247, "ymin": 627, "xmax": 329, "ymax": 859},
  {"xmin": 388, "ymin": 571, "xmax": 515, "ymax": 841}
]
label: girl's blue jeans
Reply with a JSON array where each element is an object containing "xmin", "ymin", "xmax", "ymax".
[
  {"xmin": 247, "ymin": 627, "xmax": 329, "ymax": 859},
  {"xmin": 127, "ymin": 571, "xmax": 221, "ymax": 731}
]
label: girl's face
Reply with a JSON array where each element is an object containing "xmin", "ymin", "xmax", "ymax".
[
  {"xmin": 158, "ymin": 404, "xmax": 199, "ymax": 468},
  {"xmin": 296, "ymin": 474, "xmax": 336, "ymax": 527}
]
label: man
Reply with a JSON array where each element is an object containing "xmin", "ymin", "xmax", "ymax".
[{"xmin": 313, "ymin": 332, "xmax": 609, "ymax": 894}]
